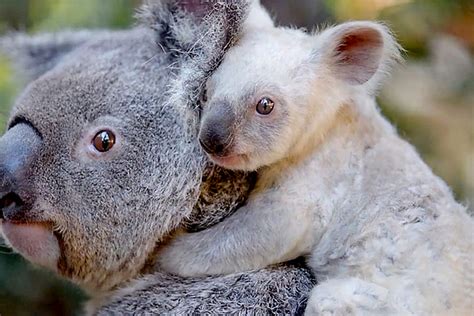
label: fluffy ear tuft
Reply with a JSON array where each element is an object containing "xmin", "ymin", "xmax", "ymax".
[
  {"xmin": 0, "ymin": 30, "xmax": 107, "ymax": 84},
  {"xmin": 139, "ymin": 0, "xmax": 254, "ymax": 136},
  {"xmin": 138, "ymin": 0, "xmax": 250, "ymax": 57},
  {"xmin": 175, "ymin": 0, "xmax": 217, "ymax": 19},
  {"xmin": 317, "ymin": 21, "xmax": 403, "ymax": 93}
]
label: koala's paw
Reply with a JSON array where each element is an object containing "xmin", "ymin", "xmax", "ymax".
[
  {"xmin": 305, "ymin": 295, "xmax": 354, "ymax": 316},
  {"xmin": 157, "ymin": 231, "xmax": 214, "ymax": 277},
  {"xmin": 156, "ymin": 234, "xmax": 196, "ymax": 276},
  {"xmin": 305, "ymin": 278, "xmax": 389, "ymax": 316}
]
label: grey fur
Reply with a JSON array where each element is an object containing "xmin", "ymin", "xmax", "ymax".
[
  {"xmin": 0, "ymin": 1, "xmax": 314, "ymax": 314},
  {"xmin": 98, "ymin": 261, "xmax": 314, "ymax": 315},
  {"xmin": 1, "ymin": 30, "xmax": 109, "ymax": 84}
]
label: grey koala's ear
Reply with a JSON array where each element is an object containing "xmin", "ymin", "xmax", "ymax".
[
  {"xmin": 138, "ymin": 0, "xmax": 250, "ymax": 58},
  {"xmin": 0, "ymin": 30, "xmax": 105, "ymax": 83},
  {"xmin": 316, "ymin": 21, "xmax": 403, "ymax": 92},
  {"xmin": 175, "ymin": 0, "xmax": 220, "ymax": 19},
  {"xmin": 138, "ymin": 0, "xmax": 252, "ymax": 133}
]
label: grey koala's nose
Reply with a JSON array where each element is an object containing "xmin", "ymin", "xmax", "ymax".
[
  {"xmin": 0, "ymin": 122, "xmax": 41, "ymax": 221},
  {"xmin": 0, "ymin": 166, "xmax": 28, "ymax": 222},
  {"xmin": 199, "ymin": 113, "xmax": 235, "ymax": 157},
  {"xmin": 0, "ymin": 191, "xmax": 25, "ymax": 221}
]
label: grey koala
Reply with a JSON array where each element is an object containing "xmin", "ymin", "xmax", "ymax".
[{"xmin": 0, "ymin": 0, "xmax": 315, "ymax": 314}]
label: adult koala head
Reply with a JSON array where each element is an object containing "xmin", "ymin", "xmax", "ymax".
[
  {"xmin": 0, "ymin": 28, "xmax": 198, "ymax": 293},
  {"xmin": 0, "ymin": 19, "xmax": 252, "ymax": 295}
]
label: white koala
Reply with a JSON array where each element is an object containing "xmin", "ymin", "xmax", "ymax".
[{"xmin": 159, "ymin": 2, "xmax": 474, "ymax": 315}]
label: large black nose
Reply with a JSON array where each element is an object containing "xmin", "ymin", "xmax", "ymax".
[
  {"xmin": 199, "ymin": 107, "xmax": 235, "ymax": 156},
  {"xmin": 0, "ymin": 192, "xmax": 25, "ymax": 221},
  {"xmin": 0, "ymin": 123, "xmax": 41, "ymax": 221}
]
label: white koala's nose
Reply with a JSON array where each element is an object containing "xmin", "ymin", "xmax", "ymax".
[{"xmin": 199, "ymin": 106, "xmax": 235, "ymax": 157}]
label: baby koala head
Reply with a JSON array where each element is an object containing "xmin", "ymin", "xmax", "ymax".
[{"xmin": 198, "ymin": 18, "xmax": 401, "ymax": 171}]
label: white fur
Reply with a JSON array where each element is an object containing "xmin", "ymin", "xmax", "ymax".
[{"xmin": 158, "ymin": 4, "xmax": 474, "ymax": 315}]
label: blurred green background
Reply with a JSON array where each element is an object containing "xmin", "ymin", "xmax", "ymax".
[{"xmin": 0, "ymin": 0, "xmax": 472, "ymax": 315}]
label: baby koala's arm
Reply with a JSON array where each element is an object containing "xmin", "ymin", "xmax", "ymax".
[{"xmin": 158, "ymin": 191, "xmax": 314, "ymax": 277}]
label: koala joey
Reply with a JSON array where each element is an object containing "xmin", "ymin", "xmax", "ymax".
[{"xmin": 158, "ymin": 3, "xmax": 474, "ymax": 315}]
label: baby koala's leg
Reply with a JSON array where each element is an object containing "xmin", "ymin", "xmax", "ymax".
[
  {"xmin": 157, "ymin": 195, "xmax": 314, "ymax": 277},
  {"xmin": 305, "ymin": 278, "xmax": 391, "ymax": 316}
]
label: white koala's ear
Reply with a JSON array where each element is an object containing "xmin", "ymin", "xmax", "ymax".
[
  {"xmin": 0, "ymin": 30, "xmax": 106, "ymax": 84},
  {"xmin": 316, "ymin": 21, "xmax": 402, "ymax": 92},
  {"xmin": 244, "ymin": 0, "xmax": 274, "ymax": 30}
]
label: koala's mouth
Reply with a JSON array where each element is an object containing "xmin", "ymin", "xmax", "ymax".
[
  {"xmin": 0, "ymin": 220, "xmax": 61, "ymax": 271},
  {"xmin": 209, "ymin": 153, "xmax": 248, "ymax": 169},
  {"xmin": 0, "ymin": 193, "xmax": 67, "ymax": 277}
]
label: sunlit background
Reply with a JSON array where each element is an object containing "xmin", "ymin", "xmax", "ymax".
[{"xmin": 0, "ymin": 0, "xmax": 472, "ymax": 315}]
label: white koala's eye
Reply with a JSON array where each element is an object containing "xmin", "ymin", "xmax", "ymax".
[
  {"xmin": 92, "ymin": 130, "xmax": 116, "ymax": 152},
  {"xmin": 256, "ymin": 97, "xmax": 275, "ymax": 115}
]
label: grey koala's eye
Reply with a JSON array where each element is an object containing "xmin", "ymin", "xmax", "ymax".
[
  {"xmin": 93, "ymin": 130, "xmax": 116, "ymax": 152},
  {"xmin": 256, "ymin": 97, "xmax": 275, "ymax": 115}
]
